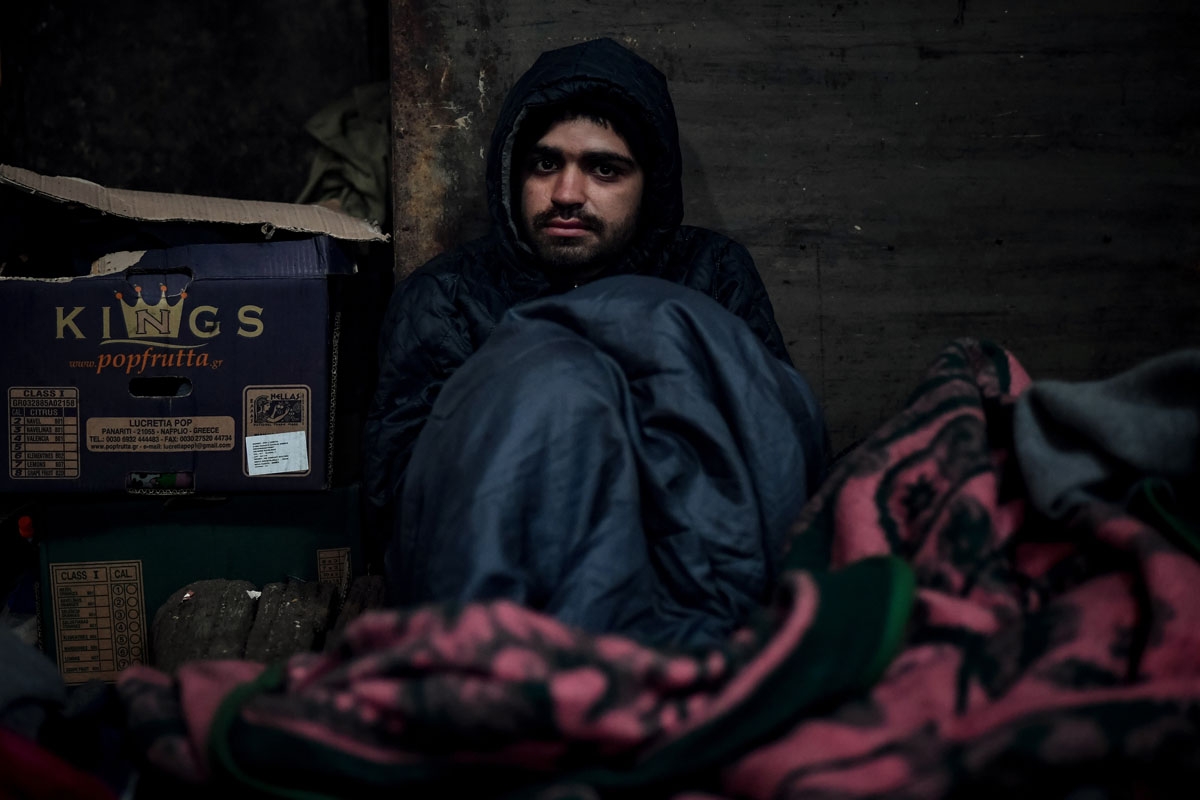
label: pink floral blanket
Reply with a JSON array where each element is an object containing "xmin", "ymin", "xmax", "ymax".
[{"xmin": 117, "ymin": 340, "xmax": 1200, "ymax": 798}]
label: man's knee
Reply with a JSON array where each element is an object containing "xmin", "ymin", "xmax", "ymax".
[{"xmin": 431, "ymin": 324, "xmax": 620, "ymax": 423}]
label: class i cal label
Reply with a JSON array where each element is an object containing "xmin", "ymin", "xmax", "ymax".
[{"xmin": 49, "ymin": 560, "xmax": 146, "ymax": 683}]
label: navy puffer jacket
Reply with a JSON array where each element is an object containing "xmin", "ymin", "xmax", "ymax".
[{"xmin": 364, "ymin": 37, "xmax": 792, "ymax": 511}]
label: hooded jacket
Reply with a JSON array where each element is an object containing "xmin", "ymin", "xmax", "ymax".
[{"xmin": 365, "ymin": 38, "xmax": 792, "ymax": 511}]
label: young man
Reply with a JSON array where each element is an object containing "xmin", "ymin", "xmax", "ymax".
[{"xmin": 365, "ymin": 38, "xmax": 827, "ymax": 647}]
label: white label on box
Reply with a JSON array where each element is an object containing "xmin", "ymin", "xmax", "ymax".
[{"xmin": 245, "ymin": 431, "xmax": 309, "ymax": 476}]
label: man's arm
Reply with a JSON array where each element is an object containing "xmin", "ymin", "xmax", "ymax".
[{"xmin": 363, "ymin": 271, "xmax": 473, "ymax": 510}]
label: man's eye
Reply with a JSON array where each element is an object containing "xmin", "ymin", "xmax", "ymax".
[
  {"xmin": 593, "ymin": 164, "xmax": 619, "ymax": 179},
  {"xmin": 533, "ymin": 158, "xmax": 557, "ymax": 172}
]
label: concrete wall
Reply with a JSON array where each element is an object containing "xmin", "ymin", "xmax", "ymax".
[{"xmin": 389, "ymin": 0, "xmax": 1200, "ymax": 451}]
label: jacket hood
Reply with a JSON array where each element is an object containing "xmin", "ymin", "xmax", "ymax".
[{"xmin": 485, "ymin": 38, "xmax": 684, "ymax": 275}]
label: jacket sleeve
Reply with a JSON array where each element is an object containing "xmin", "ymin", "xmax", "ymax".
[
  {"xmin": 363, "ymin": 271, "xmax": 473, "ymax": 510},
  {"xmin": 710, "ymin": 239, "xmax": 794, "ymax": 367}
]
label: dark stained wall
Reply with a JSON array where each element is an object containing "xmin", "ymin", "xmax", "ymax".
[
  {"xmin": 0, "ymin": 0, "xmax": 385, "ymax": 202},
  {"xmin": 389, "ymin": 0, "xmax": 1200, "ymax": 452}
]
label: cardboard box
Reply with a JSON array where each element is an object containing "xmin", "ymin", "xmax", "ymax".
[
  {"xmin": 0, "ymin": 165, "xmax": 388, "ymax": 493},
  {"xmin": 35, "ymin": 486, "xmax": 363, "ymax": 683}
]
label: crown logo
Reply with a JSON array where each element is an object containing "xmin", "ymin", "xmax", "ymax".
[{"xmin": 115, "ymin": 283, "xmax": 187, "ymax": 339}]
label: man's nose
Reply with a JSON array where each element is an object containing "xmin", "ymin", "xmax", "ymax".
[{"xmin": 550, "ymin": 166, "xmax": 586, "ymax": 207}]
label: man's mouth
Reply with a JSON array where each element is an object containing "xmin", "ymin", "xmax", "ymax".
[
  {"xmin": 542, "ymin": 219, "xmax": 592, "ymax": 238},
  {"xmin": 534, "ymin": 211, "xmax": 601, "ymax": 239}
]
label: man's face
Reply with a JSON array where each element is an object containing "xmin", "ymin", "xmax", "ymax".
[{"xmin": 519, "ymin": 117, "xmax": 645, "ymax": 278}]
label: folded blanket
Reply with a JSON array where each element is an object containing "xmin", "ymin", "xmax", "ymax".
[{"xmin": 1013, "ymin": 347, "xmax": 1200, "ymax": 522}]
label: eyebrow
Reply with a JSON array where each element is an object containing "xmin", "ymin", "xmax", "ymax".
[{"xmin": 526, "ymin": 145, "xmax": 639, "ymax": 171}]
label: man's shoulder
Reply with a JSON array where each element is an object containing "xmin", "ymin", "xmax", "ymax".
[
  {"xmin": 391, "ymin": 232, "xmax": 541, "ymax": 329},
  {"xmin": 674, "ymin": 224, "xmax": 740, "ymax": 246},
  {"xmin": 408, "ymin": 235, "xmax": 499, "ymax": 282},
  {"xmin": 395, "ymin": 234, "xmax": 519, "ymax": 301},
  {"xmin": 659, "ymin": 225, "xmax": 756, "ymax": 282}
]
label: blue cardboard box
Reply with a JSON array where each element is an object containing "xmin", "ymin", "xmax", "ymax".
[{"xmin": 0, "ymin": 165, "xmax": 387, "ymax": 493}]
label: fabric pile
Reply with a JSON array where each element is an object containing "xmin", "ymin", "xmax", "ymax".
[
  {"xmin": 295, "ymin": 82, "xmax": 390, "ymax": 229},
  {"xmin": 109, "ymin": 338, "xmax": 1200, "ymax": 798},
  {"xmin": 0, "ymin": 627, "xmax": 127, "ymax": 799}
]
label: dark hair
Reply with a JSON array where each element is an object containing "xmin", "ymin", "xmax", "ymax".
[{"xmin": 512, "ymin": 93, "xmax": 652, "ymax": 173}]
